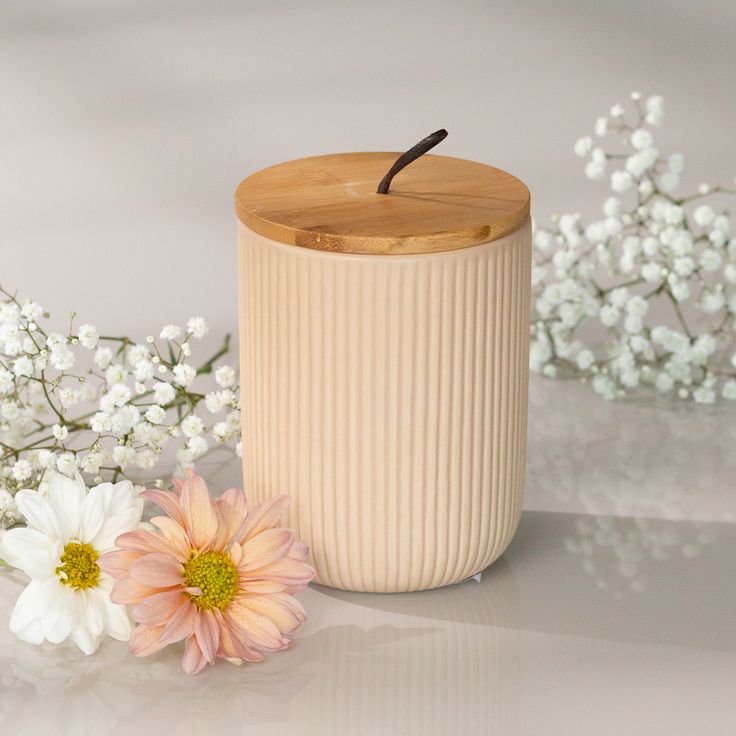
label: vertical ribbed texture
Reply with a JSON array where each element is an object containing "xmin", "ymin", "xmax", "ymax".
[{"xmin": 237, "ymin": 220, "xmax": 531, "ymax": 592}]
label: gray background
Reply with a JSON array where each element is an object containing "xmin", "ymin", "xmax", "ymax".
[{"xmin": 2, "ymin": 0, "xmax": 735, "ymax": 334}]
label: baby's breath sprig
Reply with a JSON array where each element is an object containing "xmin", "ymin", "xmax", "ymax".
[
  {"xmin": 532, "ymin": 92, "xmax": 736, "ymax": 403},
  {"xmin": 0, "ymin": 286, "xmax": 241, "ymax": 526}
]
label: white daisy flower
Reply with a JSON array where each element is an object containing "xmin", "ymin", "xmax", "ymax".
[{"xmin": 0, "ymin": 472, "xmax": 143, "ymax": 655}]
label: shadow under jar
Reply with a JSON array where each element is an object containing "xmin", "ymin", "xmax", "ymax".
[{"xmin": 235, "ymin": 150, "xmax": 531, "ymax": 592}]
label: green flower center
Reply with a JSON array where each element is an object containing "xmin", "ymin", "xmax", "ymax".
[
  {"xmin": 56, "ymin": 542, "xmax": 100, "ymax": 590},
  {"xmin": 182, "ymin": 550, "xmax": 239, "ymax": 610}
]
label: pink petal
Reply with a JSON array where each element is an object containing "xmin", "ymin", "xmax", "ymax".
[
  {"xmin": 180, "ymin": 472, "xmax": 219, "ymax": 549},
  {"xmin": 237, "ymin": 579, "xmax": 289, "ymax": 593},
  {"xmin": 111, "ymin": 578, "xmax": 165, "ymax": 605},
  {"xmin": 98, "ymin": 549, "xmax": 144, "ymax": 579},
  {"xmin": 130, "ymin": 553, "xmax": 183, "ymax": 587},
  {"xmin": 240, "ymin": 557, "xmax": 315, "ymax": 589},
  {"xmin": 149, "ymin": 516, "xmax": 192, "ymax": 561},
  {"xmin": 229, "ymin": 542, "xmax": 243, "ymax": 566},
  {"xmin": 239, "ymin": 592, "xmax": 306, "ymax": 634},
  {"xmin": 182, "ymin": 634, "xmax": 208, "ymax": 674},
  {"xmin": 115, "ymin": 529, "xmax": 183, "ymax": 558},
  {"xmin": 227, "ymin": 600, "xmax": 285, "ymax": 651},
  {"xmin": 194, "ymin": 609, "xmax": 219, "ymax": 664},
  {"xmin": 283, "ymin": 583, "xmax": 310, "ymax": 595},
  {"xmin": 214, "ymin": 488, "xmax": 248, "ymax": 547},
  {"xmin": 212, "ymin": 608, "xmax": 239, "ymax": 661},
  {"xmin": 233, "ymin": 641, "xmax": 264, "ymax": 662},
  {"xmin": 172, "ymin": 477, "xmax": 185, "ymax": 495},
  {"xmin": 220, "ymin": 487, "xmax": 247, "ymax": 513},
  {"xmin": 288, "ymin": 539, "xmax": 310, "ymax": 561},
  {"xmin": 129, "ymin": 624, "xmax": 167, "ymax": 656},
  {"xmin": 239, "ymin": 528, "xmax": 294, "ymax": 571},
  {"xmin": 132, "ymin": 589, "xmax": 187, "ymax": 626},
  {"xmin": 240, "ymin": 495, "xmax": 290, "ymax": 543},
  {"xmin": 159, "ymin": 598, "xmax": 197, "ymax": 645},
  {"xmin": 215, "ymin": 609, "xmax": 263, "ymax": 662},
  {"xmin": 140, "ymin": 489, "xmax": 185, "ymax": 525}
]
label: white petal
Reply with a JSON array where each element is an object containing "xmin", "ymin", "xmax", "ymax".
[
  {"xmin": 88, "ymin": 482, "xmax": 115, "ymax": 514},
  {"xmin": 78, "ymin": 484, "xmax": 106, "ymax": 542},
  {"xmin": 97, "ymin": 572, "xmax": 114, "ymax": 593},
  {"xmin": 1, "ymin": 527, "xmax": 58, "ymax": 579},
  {"xmin": 47, "ymin": 472, "xmax": 86, "ymax": 539},
  {"xmin": 40, "ymin": 581, "xmax": 78, "ymax": 644},
  {"xmin": 111, "ymin": 480, "xmax": 139, "ymax": 511},
  {"xmin": 91, "ymin": 508, "xmax": 143, "ymax": 552},
  {"xmin": 9, "ymin": 579, "xmax": 48, "ymax": 641},
  {"xmin": 70, "ymin": 622, "xmax": 100, "ymax": 655},
  {"xmin": 79, "ymin": 588, "xmax": 106, "ymax": 638},
  {"xmin": 102, "ymin": 596, "xmax": 133, "ymax": 641},
  {"xmin": 93, "ymin": 480, "xmax": 137, "ymax": 518},
  {"xmin": 86, "ymin": 480, "xmax": 143, "ymax": 552},
  {"xmin": 14, "ymin": 490, "xmax": 62, "ymax": 539},
  {"xmin": 13, "ymin": 616, "xmax": 45, "ymax": 645}
]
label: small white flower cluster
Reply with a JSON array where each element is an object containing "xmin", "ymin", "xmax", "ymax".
[
  {"xmin": 532, "ymin": 93, "xmax": 736, "ymax": 403},
  {"xmin": 0, "ymin": 289, "xmax": 241, "ymax": 524}
]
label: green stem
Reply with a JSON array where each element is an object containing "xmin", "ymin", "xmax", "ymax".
[{"xmin": 664, "ymin": 289, "xmax": 693, "ymax": 339}]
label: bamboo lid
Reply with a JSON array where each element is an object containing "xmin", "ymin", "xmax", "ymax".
[{"xmin": 235, "ymin": 151, "xmax": 530, "ymax": 256}]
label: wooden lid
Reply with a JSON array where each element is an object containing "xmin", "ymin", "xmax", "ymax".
[{"xmin": 235, "ymin": 152, "xmax": 530, "ymax": 255}]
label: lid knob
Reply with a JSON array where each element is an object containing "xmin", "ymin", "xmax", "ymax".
[{"xmin": 376, "ymin": 129, "xmax": 448, "ymax": 194}]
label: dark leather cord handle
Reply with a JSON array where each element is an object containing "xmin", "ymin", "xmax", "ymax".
[{"xmin": 376, "ymin": 129, "xmax": 448, "ymax": 194}]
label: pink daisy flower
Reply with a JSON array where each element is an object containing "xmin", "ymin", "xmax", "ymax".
[{"xmin": 98, "ymin": 471, "xmax": 314, "ymax": 674}]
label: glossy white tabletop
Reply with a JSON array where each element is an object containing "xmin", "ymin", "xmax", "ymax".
[{"xmin": 1, "ymin": 378, "xmax": 734, "ymax": 735}]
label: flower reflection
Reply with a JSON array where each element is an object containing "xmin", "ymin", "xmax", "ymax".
[
  {"xmin": 0, "ymin": 568, "xmax": 450, "ymax": 735},
  {"xmin": 527, "ymin": 377, "xmax": 728, "ymax": 597},
  {"xmin": 0, "ymin": 630, "xmax": 318, "ymax": 735},
  {"xmin": 0, "ymin": 638, "xmax": 162, "ymax": 734},
  {"xmin": 528, "ymin": 376, "xmax": 736, "ymax": 524},
  {"xmin": 563, "ymin": 514, "xmax": 719, "ymax": 598}
]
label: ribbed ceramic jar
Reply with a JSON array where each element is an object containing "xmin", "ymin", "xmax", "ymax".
[{"xmin": 235, "ymin": 151, "xmax": 531, "ymax": 592}]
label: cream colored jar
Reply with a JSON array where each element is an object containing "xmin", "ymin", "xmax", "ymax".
[{"xmin": 235, "ymin": 151, "xmax": 531, "ymax": 592}]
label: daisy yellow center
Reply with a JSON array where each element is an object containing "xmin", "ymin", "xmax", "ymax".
[
  {"xmin": 56, "ymin": 542, "xmax": 100, "ymax": 590},
  {"xmin": 182, "ymin": 550, "xmax": 239, "ymax": 610}
]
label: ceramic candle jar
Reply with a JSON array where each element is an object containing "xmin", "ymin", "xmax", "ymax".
[{"xmin": 235, "ymin": 151, "xmax": 531, "ymax": 592}]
